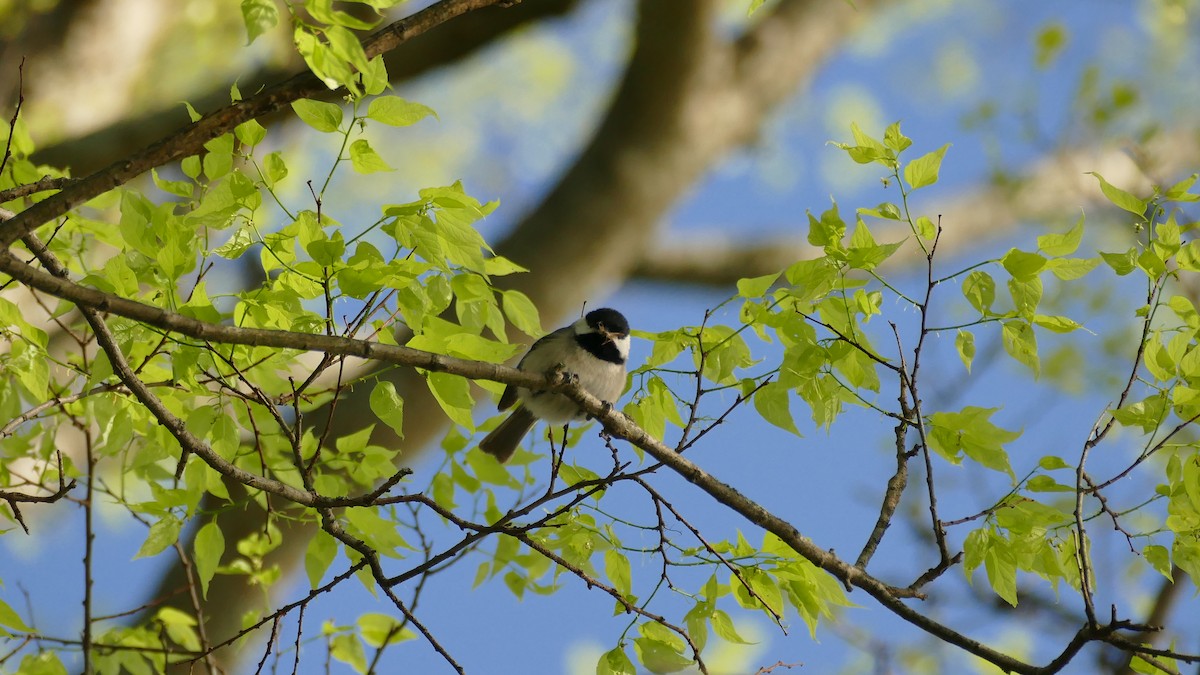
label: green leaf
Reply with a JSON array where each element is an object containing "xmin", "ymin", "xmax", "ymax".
[
  {"xmin": 502, "ymin": 289, "xmax": 542, "ymax": 338},
  {"xmin": 927, "ymin": 406, "xmax": 1020, "ymax": 475},
  {"xmin": 962, "ymin": 270, "xmax": 995, "ymax": 313},
  {"xmin": 361, "ymin": 55, "xmax": 389, "ymax": 96},
  {"xmin": 1110, "ymin": 394, "xmax": 1167, "ymax": 434},
  {"xmin": 240, "ymin": 0, "xmax": 278, "ymax": 43},
  {"xmin": 597, "ymin": 647, "xmax": 637, "ymax": 675},
  {"xmin": 806, "ymin": 201, "xmax": 846, "ymax": 250},
  {"xmin": 1027, "ymin": 475, "xmax": 1074, "ymax": 492},
  {"xmin": 633, "ymin": 638, "xmax": 694, "ymax": 674},
  {"xmin": 369, "ymin": 381, "xmax": 405, "ymax": 438},
  {"xmin": 1038, "ymin": 455, "xmax": 1071, "ymax": 470},
  {"xmin": 846, "ymin": 220, "xmax": 904, "ymax": 270},
  {"xmin": 1143, "ymin": 544, "xmax": 1172, "ymax": 581},
  {"xmin": 710, "ymin": 609, "xmax": 754, "ymax": 644},
  {"xmin": 883, "ymin": 121, "xmax": 912, "ymax": 152},
  {"xmin": 366, "ymin": 95, "xmax": 437, "ymax": 126},
  {"xmin": 753, "ymin": 381, "xmax": 801, "ymax": 436},
  {"xmin": 330, "ymin": 633, "xmax": 368, "ymax": 674},
  {"xmin": 1008, "ymin": 276, "xmax": 1043, "ymax": 321},
  {"xmin": 426, "ymin": 373, "xmax": 474, "ymax": 430},
  {"xmin": 1143, "ymin": 336, "xmax": 1175, "ymax": 382},
  {"xmin": 181, "ymin": 154, "xmax": 201, "ymax": 178},
  {"xmin": 1089, "ymin": 172, "xmax": 1148, "ymax": 217},
  {"xmin": 135, "ymin": 514, "xmax": 183, "ymax": 559},
  {"xmin": 182, "ymin": 100, "xmax": 201, "ymax": 123},
  {"xmin": 902, "ymin": 144, "xmax": 949, "ymax": 189},
  {"xmin": 734, "ymin": 567, "xmax": 784, "ymax": 617},
  {"xmin": 305, "ymin": 531, "xmax": 339, "ymax": 588},
  {"xmin": 291, "ymin": 98, "xmax": 343, "ymax": 133},
  {"xmin": 1100, "ymin": 248, "xmax": 1137, "ymax": 275},
  {"xmin": 1037, "ymin": 214, "xmax": 1084, "ymax": 256},
  {"xmin": 737, "ymin": 272, "xmax": 780, "ymax": 298},
  {"xmin": 1001, "ymin": 320, "xmax": 1040, "ymax": 377},
  {"xmin": 955, "ymin": 329, "xmax": 975, "ymax": 373},
  {"xmin": 984, "ymin": 536, "xmax": 1019, "ymax": 606},
  {"xmin": 1046, "ymin": 256, "xmax": 1099, "ymax": 280},
  {"xmin": 605, "ymin": 550, "xmax": 633, "ymax": 598},
  {"xmin": 1001, "ymin": 248, "xmax": 1047, "ymax": 281},
  {"xmin": 214, "ymin": 227, "xmax": 255, "ymax": 260},
  {"xmin": 202, "ymin": 133, "xmax": 234, "ymax": 180},
  {"xmin": 155, "ymin": 608, "xmax": 200, "ymax": 651},
  {"xmin": 914, "ymin": 215, "xmax": 937, "ymax": 240},
  {"xmin": 152, "ymin": 168, "xmax": 193, "ymax": 198},
  {"xmin": 0, "ymin": 598, "xmax": 31, "ymax": 632},
  {"xmin": 12, "ymin": 653, "xmax": 66, "ymax": 675},
  {"xmin": 349, "ymin": 139, "xmax": 393, "ymax": 174},
  {"xmin": 359, "ymin": 613, "xmax": 415, "ymax": 647},
  {"xmin": 263, "ymin": 151, "xmax": 288, "ymax": 186},
  {"xmin": 1137, "ymin": 248, "xmax": 1166, "ymax": 278},
  {"xmin": 1165, "ymin": 173, "xmax": 1198, "ymax": 201},
  {"xmin": 235, "ymin": 118, "xmax": 267, "ymax": 147},
  {"xmin": 832, "ymin": 122, "xmax": 895, "ymax": 167},
  {"xmin": 193, "ymin": 522, "xmax": 225, "ymax": 599},
  {"xmin": 1032, "ymin": 314, "xmax": 1082, "ymax": 333},
  {"xmin": 305, "ymin": 229, "xmax": 345, "ymax": 265}
]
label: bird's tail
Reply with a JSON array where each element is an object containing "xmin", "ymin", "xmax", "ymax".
[{"xmin": 478, "ymin": 406, "xmax": 536, "ymax": 463}]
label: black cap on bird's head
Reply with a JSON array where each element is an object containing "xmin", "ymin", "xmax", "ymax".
[{"xmin": 584, "ymin": 308, "xmax": 629, "ymax": 338}]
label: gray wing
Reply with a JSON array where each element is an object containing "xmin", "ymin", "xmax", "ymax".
[{"xmin": 497, "ymin": 326, "xmax": 573, "ymax": 410}]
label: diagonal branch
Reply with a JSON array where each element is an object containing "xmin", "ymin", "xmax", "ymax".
[
  {"xmin": 28, "ymin": 1, "xmax": 582, "ymax": 176},
  {"xmin": 0, "ymin": 0, "xmax": 509, "ymax": 249}
]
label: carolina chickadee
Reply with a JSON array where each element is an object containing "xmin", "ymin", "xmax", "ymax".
[{"xmin": 478, "ymin": 307, "xmax": 631, "ymax": 462}]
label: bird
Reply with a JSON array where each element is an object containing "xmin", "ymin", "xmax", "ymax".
[{"xmin": 478, "ymin": 307, "xmax": 631, "ymax": 463}]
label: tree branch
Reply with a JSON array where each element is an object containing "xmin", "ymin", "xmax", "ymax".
[
  {"xmin": 28, "ymin": 0, "xmax": 582, "ymax": 175},
  {"xmin": 0, "ymin": 0, "xmax": 510, "ymax": 248}
]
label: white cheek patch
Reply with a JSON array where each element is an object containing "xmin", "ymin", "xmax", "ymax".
[{"xmin": 614, "ymin": 335, "xmax": 631, "ymax": 362}]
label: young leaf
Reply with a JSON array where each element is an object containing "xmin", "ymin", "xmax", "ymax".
[
  {"xmin": 984, "ymin": 537, "xmax": 1019, "ymax": 606},
  {"xmin": 330, "ymin": 633, "xmax": 368, "ymax": 674},
  {"xmin": 597, "ymin": 647, "xmax": 637, "ymax": 675},
  {"xmin": 1037, "ymin": 214, "xmax": 1084, "ymax": 256},
  {"xmin": 962, "ymin": 270, "xmax": 995, "ymax": 313},
  {"xmin": 883, "ymin": 121, "xmax": 912, "ymax": 152},
  {"xmin": 1001, "ymin": 248, "xmax": 1047, "ymax": 281},
  {"xmin": 367, "ymin": 96, "xmax": 437, "ymax": 127},
  {"xmin": 1001, "ymin": 320, "xmax": 1040, "ymax": 377},
  {"xmin": 710, "ymin": 609, "xmax": 754, "ymax": 645},
  {"xmin": 240, "ymin": 0, "xmax": 278, "ymax": 44},
  {"xmin": 305, "ymin": 531, "xmax": 338, "ymax": 588},
  {"xmin": 1032, "ymin": 314, "xmax": 1082, "ymax": 333},
  {"xmin": 737, "ymin": 272, "xmax": 780, "ymax": 298},
  {"xmin": 927, "ymin": 406, "xmax": 1020, "ymax": 475},
  {"xmin": 1099, "ymin": 248, "xmax": 1137, "ymax": 275},
  {"xmin": 349, "ymin": 139, "xmax": 393, "ymax": 174},
  {"xmin": 1089, "ymin": 172, "xmax": 1148, "ymax": 217},
  {"xmin": 369, "ymin": 381, "xmax": 405, "ymax": 438},
  {"xmin": 135, "ymin": 514, "xmax": 183, "ymax": 559},
  {"xmin": 359, "ymin": 613, "xmax": 415, "ymax": 647},
  {"xmin": 193, "ymin": 521, "xmax": 225, "ymax": 599},
  {"xmin": 0, "ymin": 598, "xmax": 31, "ymax": 632},
  {"xmin": 633, "ymin": 638, "xmax": 694, "ymax": 673},
  {"xmin": 753, "ymin": 381, "xmax": 801, "ymax": 436},
  {"xmin": 902, "ymin": 144, "xmax": 949, "ymax": 189},
  {"xmin": 292, "ymin": 98, "xmax": 343, "ymax": 133},
  {"xmin": 502, "ymin": 289, "xmax": 542, "ymax": 338},
  {"xmin": 955, "ymin": 329, "xmax": 975, "ymax": 373},
  {"xmin": 604, "ymin": 550, "xmax": 633, "ymax": 598}
]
